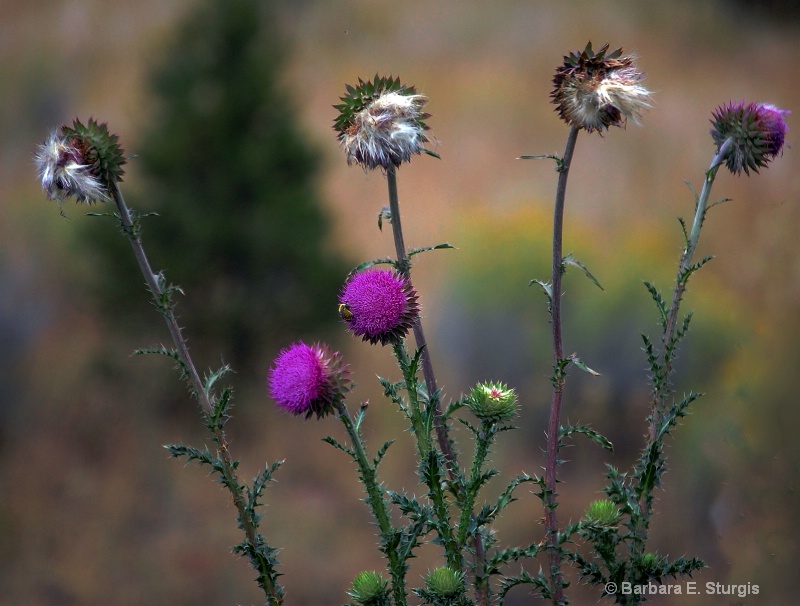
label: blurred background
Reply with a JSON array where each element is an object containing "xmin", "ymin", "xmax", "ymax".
[{"xmin": 1, "ymin": 1, "xmax": 798, "ymax": 604}]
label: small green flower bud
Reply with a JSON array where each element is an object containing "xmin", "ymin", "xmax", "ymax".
[
  {"xmin": 424, "ymin": 567, "xmax": 465, "ymax": 597},
  {"xmin": 348, "ymin": 571, "xmax": 390, "ymax": 606},
  {"xmin": 585, "ymin": 499, "xmax": 621, "ymax": 526},
  {"xmin": 638, "ymin": 552, "xmax": 665, "ymax": 575},
  {"xmin": 468, "ymin": 382, "xmax": 518, "ymax": 423}
]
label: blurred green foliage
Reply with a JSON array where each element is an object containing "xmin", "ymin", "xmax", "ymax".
[{"xmin": 80, "ymin": 0, "xmax": 349, "ymax": 370}]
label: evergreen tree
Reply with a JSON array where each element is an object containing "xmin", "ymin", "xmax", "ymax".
[{"xmin": 84, "ymin": 0, "xmax": 348, "ymax": 371}]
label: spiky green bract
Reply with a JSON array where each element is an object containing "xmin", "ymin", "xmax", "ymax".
[
  {"xmin": 415, "ymin": 568, "xmax": 473, "ymax": 606},
  {"xmin": 61, "ymin": 118, "xmax": 126, "ymax": 188},
  {"xmin": 551, "ymin": 42, "xmax": 651, "ymax": 133},
  {"xmin": 710, "ymin": 101, "xmax": 790, "ymax": 175},
  {"xmin": 468, "ymin": 382, "xmax": 518, "ymax": 423},
  {"xmin": 348, "ymin": 571, "xmax": 391, "ymax": 606},
  {"xmin": 333, "ymin": 74, "xmax": 434, "ymax": 169}
]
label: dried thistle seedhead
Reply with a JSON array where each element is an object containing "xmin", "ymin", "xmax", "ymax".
[
  {"xmin": 551, "ymin": 42, "xmax": 652, "ymax": 133},
  {"xmin": 35, "ymin": 118, "xmax": 126, "ymax": 205},
  {"xmin": 333, "ymin": 74, "xmax": 435, "ymax": 170}
]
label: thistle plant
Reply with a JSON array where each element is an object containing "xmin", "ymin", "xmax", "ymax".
[
  {"xmin": 35, "ymin": 44, "xmax": 788, "ymax": 606},
  {"xmin": 36, "ymin": 119, "xmax": 287, "ymax": 606}
]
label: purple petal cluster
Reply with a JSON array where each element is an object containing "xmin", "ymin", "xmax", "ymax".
[
  {"xmin": 711, "ymin": 101, "xmax": 789, "ymax": 175},
  {"xmin": 339, "ymin": 269, "xmax": 420, "ymax": 346},
  {"xmin": 267, "ymin": 342, "xmax": 350, "ymax": 419}
]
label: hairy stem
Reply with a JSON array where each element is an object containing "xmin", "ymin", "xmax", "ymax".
[
  {"xmin": 111, "ymin": 183, "xmax": 283, "ymax": 605},
  {"xmin": 544, "ymin": 124, "xmax": 580, "ymax": 604}
]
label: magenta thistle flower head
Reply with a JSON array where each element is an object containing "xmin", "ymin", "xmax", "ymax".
[
  {"xmin": 35, "ymin": 118, "xmax": 126, "ymax": 205},
  {"xmin": 551, "ymin": 42, "xmax": 651, "ymax": 133},
  {"xmin": 333, "ymin": 74, "xmax": 436, "ymax": 170},
  {"xmin": 710, "ymin": 101, "xmax": 790, "ymax": 175},
  {"xmin": 267, "ymin": 341, "xmax": 351, "ymax": 419},
  {"xmin": 339, "ymin": 269, "xmax": 420, "ymax": 346}
]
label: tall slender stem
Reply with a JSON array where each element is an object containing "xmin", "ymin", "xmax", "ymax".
[
  {"xmin": 385, "ymin": 166, "xmax": 489, "ymax": 605},
  {"xmin": 111, "ymin": 184, "xmax": 283, "ymax": 605},
  {"xmin": 385, "ymin": 166, "xmax": 454, "ymax": 467},
  {"xmin": 649, "ymin": 137, "xmax": 732, "ymax": 439},
  {"xmin": 544, "ymin": 124, "xmax": 580, "ymax": 604}
]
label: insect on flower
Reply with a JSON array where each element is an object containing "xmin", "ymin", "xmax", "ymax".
[{"xmin": 338, "ymin": 302, "xmax": 354, "ymax": 322}]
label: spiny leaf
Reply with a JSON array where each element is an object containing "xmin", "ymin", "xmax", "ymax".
[
  {"xmin": 407, "ymin": 242, "xmax": 455, "ymax": 257},
  {"xmin": 564, "ymin": 253, "xmax": 604, "ymax": 291},
  {"xmin": 571, "ymin": 354, "xmax": 601, "ymax": 376},
  {"xmin": 643, "ymin": 281, "xmax": 668, "ymax": 329},
  {"xmin": 559, "ymin": 424, "xmax": 614, "ymax": 451}
]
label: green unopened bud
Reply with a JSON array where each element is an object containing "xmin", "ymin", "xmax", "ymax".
[
  {"xmin": 415, "ymin": 567, "xmax": 472, "ymax": 606},
  {"xmin": 348, "ymin": 571, "xmax": 390, "ymax": 606},
  {"xmin": 425, "ymin": 567, "xmax": 464, "ymax": 597},
  {"xmin": 639, "ymin": 553, "xmax": 662, "ymax": 574},
  {"xmin": 585, "ymin": 499, "xmax": 620, "ymax": 526},
  {"xmin": 468, "ymin": 382, "xmax": 518, "ymax": 423}
]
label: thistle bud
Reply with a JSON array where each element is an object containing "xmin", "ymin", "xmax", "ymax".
[
  {"xmin": 415, "ymin": 567, "xmax": 472, "ymax": 606},
  {"xmin": 333, "ymin": 74, "xmax": 435, "ymax": 170},
  {"xmin": 267, "ymin": 341, "xmax": 351, "ymax": 419},
  {"xmin": 710, "ymin": 101, "xmax": 789, "ymax": 175},
  {"xmin": 348, "ymin": 571, "xmax": 391, "ymax": 606},
  {"xmin": 585, "ymin": 499, "xmax": 621, "ymax": 526},
  {"xmin": 35, "ymin": 118, "xmax": 126, "ymax": 205},
  {"xmin": 468, "ymin": 382, "xmax": 518, "ymax": 423},
  {"xmin": 551, "ymin": 42, "xmax": 651, "ymax": 133}
]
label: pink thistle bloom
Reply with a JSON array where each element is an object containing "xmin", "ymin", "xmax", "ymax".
[
  {"xmin": 339, "ymin": 269, "xmax": 420, "ymax": 346},
  {"xmin": 267, "ymin": 342, "xmax": 350, "ymax": 419},
  {"xmin": 710, "ymin": 101, "xmax": 790, "ymax": 175}
]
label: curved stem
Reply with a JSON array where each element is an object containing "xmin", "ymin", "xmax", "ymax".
[
  {"xmin": 543, "ymin": 124, "xmax": 580, "ymax": 604},
  {"xmin": 650, "ymin": 137, "xmax": 732, "ymax": 437},
  {"xmin": 110, "ymin": 184, "xmax": 283, "ymax": 605},
  {"xmin": 635, "ymin": 138, "xmax": 733, "ymax": 567}
]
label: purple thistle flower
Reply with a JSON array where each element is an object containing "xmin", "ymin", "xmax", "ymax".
[
  {"xmin": 267, "ymin": 342, "xmax": 350, "ymax": 419},
  {"xmin": 711, "ymin": 101, "xmax": 790, "ymax": 175},
  {"xmin": 339, "ymin": 269, "xmax": 420, "ymax": 346}
]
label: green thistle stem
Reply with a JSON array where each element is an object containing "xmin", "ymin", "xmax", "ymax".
[
  {"xmin": 636, "ymin": 137, "xmax": 734, "ymax": 562},
  {"xmin": 386, "ymin": 167, "xmax": 489, "ymax": 605},
  {"xmin": 335, "ymin": 401, "xmax": 408, "ymax": 606},
  {"xmin": 651, "ymin": 136, "xmax": 733, "ymax": 435},
  {"xmin": 392, "ymin": 341, "xmax": 432, "ymax": 458},
  {"xmin": 110, "ymin": 183, "xmax": 284, "ymax": 606},
  {"xmin": 544, "ymin": 124, "xmax": 580, "ymax": 605},
  {"xmin": 385, "ymin": 166, "xmax": 452, "ymax": 462}
]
